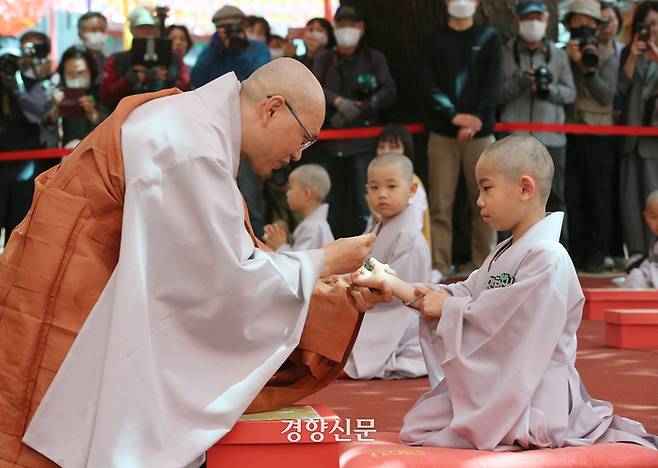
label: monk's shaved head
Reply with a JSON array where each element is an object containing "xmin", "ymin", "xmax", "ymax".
[
  {"xmin": 646, "ymin": 190, "xmax": 658, "ymax": 210},
  {"xmin": 241, "ymin": 57, "xmax": 325, "ymax": 130},
  {"xmin": 480, "ymin": 135, "xmax": 554, "ymax": 203},
  {"xmin": 369, "ymin": 153, "xmax": 414, "ymax": 183}
]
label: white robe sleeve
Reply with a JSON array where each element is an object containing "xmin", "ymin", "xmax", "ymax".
[
  {"xmin": 23, "ymin": 156, "xmax": 324, "ymax": 468},
  {"xmin": 426, "ymin": 249, "xmax": 570, "ymax": 450}
]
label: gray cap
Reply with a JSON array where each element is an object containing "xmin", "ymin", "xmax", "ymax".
[
  {"xmin": 563, "ymin": 0, "xmax": 603, "ymax": 23},
  {"xmin": 212, "ymin": 5, "xmax": 246, "ymax": 26},
  {"xmin": 128, "ymin": 7, "xmax": 158, "ymax": 29}
]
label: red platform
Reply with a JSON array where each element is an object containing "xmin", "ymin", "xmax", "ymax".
[
  {"xmin": 206, "ymin": 405, "xmax": 342, "ymax": 468},
  {"xmin": 605, "ymin": 309, "xmax": 658, "ymax": 349},
  {"xmin": 339, "ymin": 432, "xmax": 658, "ymax": 467},
  {"xmin": 582, "ymin": 288, "xmax": 658, "ymax": 320}
]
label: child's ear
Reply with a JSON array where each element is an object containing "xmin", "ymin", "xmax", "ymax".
[
  {"xmin": 409, "ymin": 181, "xmax": 418, "ymax": 197},
  {"xmin": 519, "ymin": 175, "xmax": 536, "ymax": 201},
  {"xmin": 303, "ymin": 187, "xmax": 313, "ymax": 201}
]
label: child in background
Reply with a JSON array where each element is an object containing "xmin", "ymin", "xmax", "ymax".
[
  {"xmin": 353, "ymin": 135, "xmax": 658, "ymax": 450},
  {"xmin": 263, "ymin": 164, "xmax": 334, "ymax": 252},
  {"xmin": 624, "ymin": 190, "xmax": 658, "ymax": 288},
  {"xmin": 344, "ymin": 153, "xmax": 431, "ymax": 380}
]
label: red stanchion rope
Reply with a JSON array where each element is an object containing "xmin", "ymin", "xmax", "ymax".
[{"xmin": 0, "ymin": 122, "xmax": 656, "ymax": 162}]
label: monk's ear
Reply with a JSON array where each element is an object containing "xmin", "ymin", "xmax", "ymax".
[
  {"xmin": 519, "ymin": 175, "xmax": 536, "ymax": 201},
  {"xmin": 262, "ymin": 95, "xmax": 285, "ymax": 125}
]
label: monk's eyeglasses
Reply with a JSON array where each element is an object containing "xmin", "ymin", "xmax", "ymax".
[{"xmin": 267, "ymin": 95, "xmax": 317, "ymax": 150}]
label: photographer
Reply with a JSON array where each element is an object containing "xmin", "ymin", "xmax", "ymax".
[
  {"xmin": 618, "ymin": 1, "xmax": 658, "ymax": 264},
  {"xmin": 100, "ymin": 6, "xmax": 190, "ymax": 112},
  {"xmin": 0, "ymin": 32, "xmax": 58, "ymax": 245},
  {"xmin": 191, "ymin": 6, "xmax": 270, "ymax": 87},
  {"xmin": 310, "ymin": 5, "xmax": 397, "ymax": 238},
  {"xmin": 500, "ymin": 0, "xmax": 575, "ymax": 238},
  {"xmin": 563, "ymin": 0, "xmax": 619, "ymax": 272},
  {"xmin": 51, "ymin": 45, "xmax": 103, "ymax": 147}
]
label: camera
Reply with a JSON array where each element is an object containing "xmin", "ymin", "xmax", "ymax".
[
  {"xmin": 354, "ymin": 73, "xmax": 379, "ymax": 98},
  {"xmin": 533, "ymin": 66, "xmax": 553, "ymax": 100},
  {"xmin": 217, "ymin": 23, "xmax": 248, "ymax": 50},
  {"xmin": 21, "ymin": 41, "xmax": 49, "ymax": 59},
  {"xmin": 638, "ymin": 22, "xmax": 651, "ymax": 42},
  {"xmin": 571, "ymin": 27, "xmax": 599, "ymax": 68}
]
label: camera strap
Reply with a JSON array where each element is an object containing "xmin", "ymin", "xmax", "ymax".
[{"xmin": 513, "ymin": 38, "xmax": 551, "ymax": 67}]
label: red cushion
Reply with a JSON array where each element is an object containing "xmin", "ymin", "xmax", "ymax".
[{"xmin": 339, "ymin": 432, "xmax": 658, "ymax": 467}]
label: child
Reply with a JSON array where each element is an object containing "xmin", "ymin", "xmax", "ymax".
[
  {"xmin": 263, "ymin": 164, "xmax": 334, "ymax": 252},
  {"xmin": 344, "ymin": 153, "xmax": 431, "ymax": 380},
  {"xmin": 354, "ymin": 135, "xmax": 658, "ymax": 450},
  {"xmin": 624, "ymin": 190, "xmax": 658, "ymax": 288}
]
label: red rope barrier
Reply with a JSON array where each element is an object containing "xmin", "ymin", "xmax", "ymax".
[{"xmin": 1, "ymin": 122, "xmax": 656, "ymax": 162}]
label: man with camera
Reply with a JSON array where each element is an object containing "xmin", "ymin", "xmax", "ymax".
[
  {"xmin": 100, "ymin": 6, "xmax": 190, "ymax": 112},
  {"xmin": 0, "ymin": 31, "xmax": 59, "ymax": 246},
  {"xmin": 311, "ymin": 5, "xmax": 397, "ymax": 238},
  {"xmin": 563, "ymin": 0, "xmax": 619, "ymax": 273},
  {"xmin": 500, "ymin": 0, "xmax": 575, "ymax": 241}
]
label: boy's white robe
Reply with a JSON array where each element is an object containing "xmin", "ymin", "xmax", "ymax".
[
  {"xmin": 625, "ymin": 239, "xmax": 658, "ymax": 288},
  {"xmin": 22, "ymin": 73, "xmax": 324, "ymax": 467},
  {"xmin": 400, "ymin": 213, "xmax": 658, "ymax": 451},
  {"xmin": 277, "ymin": 203, "xmax": 334, "ymax": 252},
  {"xmin": 344, "ymin": 205, "xmax": 431, "ymax": 380}
]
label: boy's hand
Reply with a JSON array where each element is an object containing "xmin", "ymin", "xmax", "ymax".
[
  {"xmin": 419, "ymin": 289, "xmax": 450, "ymax": 320},
  {"xmin": 263, "ymin": 223, "xmax": 288, "ymax": 250}
]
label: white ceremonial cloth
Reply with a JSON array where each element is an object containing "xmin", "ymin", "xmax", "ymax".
[
  {"xmin": 624, "ymin": 239, "xmax": 658, "ymax": 288},
  {"xmin": 345, "ymin": 205, "xmax": 431, "ymax": 380},
  {"xmin": 23, "ymin": 73, "xmax": 325, "ymax": 467},
  {"xmin": 401, "ymin": 212, "xmax": 658, "ymax": 451},
  {"xmin": 277, "ymin": 203, "xmax": 334, "ymax": 252}
]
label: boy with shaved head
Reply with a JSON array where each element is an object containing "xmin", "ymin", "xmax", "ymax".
[
  {"xmin": 624, "ymin": 190, "xmax": 658, "ymax": 289},
  {"xmin": 355, "ymin": 135, "xmax": 658, "ymax": 450},
  {"xmin": 344, "ymin": 153, "xmax": 431, "ymax": 379}
]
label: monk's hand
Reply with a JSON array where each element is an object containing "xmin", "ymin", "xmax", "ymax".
[
  {"xmin": 263, "ymin": 223, "xmax": 287, "ymax": 250},
  {"xmin": 419, "ymin": 289, "xmax": 449, "ymax": 320},
  {"xmin": 350, "ymin": 284, "xmax": 392, "ymax": 313},
  {"xmin": 321, "ymin": 233, "xmax": 375, "ymax": 277}
]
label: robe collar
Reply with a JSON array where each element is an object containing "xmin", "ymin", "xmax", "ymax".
[{"xmin": 193, "ymin": 72, "xmax": 242, "ymax": 178}]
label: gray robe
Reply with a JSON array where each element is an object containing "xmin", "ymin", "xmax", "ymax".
[
  {"xmin": 345, "ymin": 205, "xmax": 431, "ymax": 379},
  {"xmin": 401, "ymin": 213, "xmax": 658, "ymax": 451},
  {"xmin": 277, "ymin": 203, "xmax": 334, "ymax": 252}
]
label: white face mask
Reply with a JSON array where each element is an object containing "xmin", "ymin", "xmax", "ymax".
[
  {"xmin": 519, "ymin": 19, "xmax": 547, "ymax": 43},
  {"xmin": 66, "ymin": 76, "xmax": 91, "ymax": 89},
  {"xmin": 334, "ymin": 27, "xmax": 361, "ymax": 48},
  {"xmin": 247, "ymin": 32, "xmax": 266, "ymax": 43},
  {"xmin": 447, "ymin": 0, "xmax": 477, "ymax": 19},
  {"xmin": 309, "ymin": 30, "xmax": 328, "ymax": 46},
  {"xmin": 269, "ymin": 48, "xmax": 285, "ymax": 59},
  {"xmin": 83, "ymin": 32, "xmax": 107, "ymax": 51}
]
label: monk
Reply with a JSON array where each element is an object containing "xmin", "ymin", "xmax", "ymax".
[{"xmin": 0, "ymin": 58, "xmax": 384, "ymax": 468}]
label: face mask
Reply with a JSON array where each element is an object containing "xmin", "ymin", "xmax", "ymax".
[
  {"xmin": 334, "ymin": 27, "xmax": 361, "ymax": 48},
  {"xmin": 83, "ymin": 32, "xmax": 107, "ymax": 51},
  {"xmin": 269, "ymin": 48, "xmax": 285, "ymax": 59},
  {"xmin": 246, "ymin": 32, "xmax": 265, "ymax": 43},
  {"xmin": 309, "ymin": 30, "xmax": 328, "ymax": 46},
  {"xmin": 66, "ymin": 76, "xmax": 90, "ymax": 89},
  {"xmin": 519, "ymin": 19, "xmax": 546, "ymax": 43},
  {"xmin": 447, "ymin": 0, "xmax": 477, "ymax": 19}
]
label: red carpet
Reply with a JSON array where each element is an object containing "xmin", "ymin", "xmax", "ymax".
[{"xmin": 299, "ymin": 319, "xmax": 658, "ymax": 436}]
